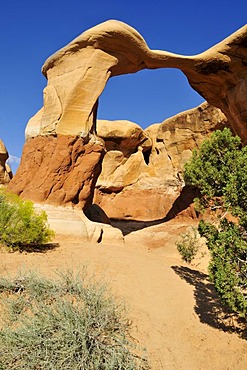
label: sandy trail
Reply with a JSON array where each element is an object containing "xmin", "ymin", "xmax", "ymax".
[{"xmin": 0, "ymin": 218, "xmax": 246, "ymax": 370}]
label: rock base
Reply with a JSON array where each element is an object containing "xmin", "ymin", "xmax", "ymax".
[
  {"xmin": 8, "ymin": 135, "xmax": 104, "ymax": 208},
  {"xmin": 94, "ymin": 186, "xmax": 199, "ymax": 221}
]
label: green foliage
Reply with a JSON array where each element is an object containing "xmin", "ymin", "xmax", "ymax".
[
  {"xmin": 224, "ymin": 145, "xmax": 247, "ymax": 227},
  {"xmin": 199, "ymin": 219, "xmax": 247, "ymax": 317},
  {"xmin": 0, "ymin": 270, "xmax": 148, "ymax": 370},
  {"xmin": 0, "ymin": 190, "xmax": 54, "ymax": 251},
  {"xmin": 183, "ymin": 128, "xmax": 247, "ymax": 317},
  {"xmin": 184, "ymin": 128, "xmax": 246, "ymax": 214},
  {"xmin": 176, "ymin": 228, "xmax": 200, "ymax": 264}
]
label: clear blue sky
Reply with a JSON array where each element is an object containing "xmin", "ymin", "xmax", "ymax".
[{"xmin": 0, "ymin": 0, "xmax": 246, "ymax": 172}]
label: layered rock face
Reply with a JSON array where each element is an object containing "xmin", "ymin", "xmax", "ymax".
[
  {"xmin": 94, "ymin": 103, "xmax": 228, "ymax": 220},
  {"xmin": 9, "ymin": 136, "xmax": 104, "ymax": 208},
  {"xmin": 183, "ymin": 28, "xmax": 247, "ymax": 144},
  {"xmin": 0, "ymin": 139, "xmax": 13, "ymax": 185},
  {"xmin": 39, "ymin": 20, "xmax": 247, "ymax": 143},
  {"xmin": 8, "ymin": 20, "xmax": 247, "ymax": 209}
]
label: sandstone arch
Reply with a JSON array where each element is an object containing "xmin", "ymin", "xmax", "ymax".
[
  {"xmin": 9, "ymin": 20, "xmax": 247, "ymax": 209},
  {"xmin": 30, "ymin": 20, "xmax": 247, "ymax": 141}
]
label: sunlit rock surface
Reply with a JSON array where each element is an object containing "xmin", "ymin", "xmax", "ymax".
[
  {"xmin": 94, "ymin": 103, "xmax": 229, "ymax": 220},
  {"xmin": 0, "ymin": 139, "xmax": 13, "ymax": 185},
  {"xmin": 9, "ymin": 20, "xmax": 247, "ymax": 210}
]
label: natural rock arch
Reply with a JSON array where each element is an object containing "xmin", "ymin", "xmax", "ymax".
[
  {"xmin": 8, "ymin": 20, "xmax": 247, "ymax": 209},
  {"xmin": 27, "ymin": 20, "xmax": 247, "ymax": 141}
]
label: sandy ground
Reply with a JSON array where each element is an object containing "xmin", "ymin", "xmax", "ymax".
[{"xmin": 0, "ymin": 214, "xmax": 246, "ymax": 370}]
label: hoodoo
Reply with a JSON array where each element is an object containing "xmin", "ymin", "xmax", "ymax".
[{"xmin": 0, "ymin": 139, "xmax": 13, "ymax": 186}]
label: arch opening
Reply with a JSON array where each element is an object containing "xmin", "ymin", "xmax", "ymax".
[{"xmin": 97, "ymin": 68, "xmax": 204, "ymax": 129}]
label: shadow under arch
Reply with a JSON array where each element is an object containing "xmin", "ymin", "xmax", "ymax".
[{"xmin": 109, "ymin": 185, "xmax": 200, "ymax": 236}]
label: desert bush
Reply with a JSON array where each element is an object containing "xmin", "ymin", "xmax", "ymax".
[
  {"xmin": 184, "ymin": 128, "xmax": 242, "ymax": 200},
  {"xmin": 0, "ymin": 270, "xmax": 148, "ymax": 370},
  {"xmin": 199, "ymin": 219, "xmax": 247, "ymax": 317},
  {"xmin": 183, "ymin": 128, "xmax": 247, "ymax": 317},
  {"xmin": 184, "ymin": 128, "xmax": 247, "ymax": 220},
  {"xmin": 176, "ymin": 228, "xmax": 200, "ymax": 264},
  {"xmin": 0, "ymin": 190, "xmax": 54, "ymax": 250}
]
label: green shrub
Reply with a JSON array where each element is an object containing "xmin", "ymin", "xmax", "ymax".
[
  {"xmin": 0, "ymin": 190, "xmax": 54, "ymax": 250},
  {"xmin": 184, "ymin": 128, "xmax": 242, "ymax": 199},
  {"xmin": 0, "ymin": 270, "xmax": 148, "ymax": 369},
  {"xmin": 183, "ymin": 128, "xmax": 247, "ymax": 317},
  {"xmin": 184, "ymin": 128, "xmax": 247, "ymax": 219},
  {"xmin": 176, "ymin": 228, "xmax": 199, "ymax": 264},
  {"xmin": 199, "ymin": 219, "xmax": 247, "ymax": 317}
]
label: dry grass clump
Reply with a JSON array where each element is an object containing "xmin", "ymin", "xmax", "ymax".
[{"xmin": 0, "ymin": 269, "xmax": 148, "ymax": 370}]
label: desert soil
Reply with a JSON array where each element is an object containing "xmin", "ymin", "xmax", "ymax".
[{"xmin": 0, "ymin": 211, "xmax": 246, "ymax": 370}]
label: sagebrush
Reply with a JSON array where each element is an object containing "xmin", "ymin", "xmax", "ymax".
[
  {"xmin": 176, "ymin": 228, "xmax": 199, "ymax": 264},
  {"xmin": 0, "ymin": 270, "xmax": 148, "ymax": 369}
]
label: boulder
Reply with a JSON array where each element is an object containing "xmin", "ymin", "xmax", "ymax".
[
  {"xmin": 97, "ymin": 119, "xmax": 151, "ymax": 153},
  {"xmin": 0, "ymin": 139, "xmax": 13, "ymax": 185}
]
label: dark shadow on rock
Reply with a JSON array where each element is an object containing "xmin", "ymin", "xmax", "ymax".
[
  {"xmin": 84, "ymin": 204, "xmax": 112, "ymax": 225},
  {"xmin": 163, "ymin": 185, "xmax": 200, "ymax": 222},
  {"xmin": 19, "ymin": 243, "xmax": 60, "ymax": 253},
  {"xmin": 110, "ymin": 218, "xmax": 165, "ymax": 236},
  {"xmin": 110, "ymin": 186, "xmax": 199, "ymax": 236},
  {"xmin": 172, "ymin": 265, "xmax": 246, "ymax": 340}
]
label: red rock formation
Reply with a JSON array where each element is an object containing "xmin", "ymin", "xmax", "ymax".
[
  {"xmin": 8, "ymin": 136, "xmax": 104, "ymax": 208},
  {"xmin": 94, "ymin": 103, "xmax": 229, "ymax": 221},
  {"xmin": 8, "ymin": 20, "xmax": 246, "ymax": 210}
]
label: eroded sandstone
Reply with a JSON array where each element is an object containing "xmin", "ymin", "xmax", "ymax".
[
  {"xmin": 0, "ymin": 139, "xmax": 13, "ymax": 185},
  {"xmin": 9, "ymin": 20, "xmax": 247, "ymax": 210},
  {"xmin": 94, "ymin": 102, "xmax": 229, "ymax": 220},
  {"xmin": 39, "ymin": 20, "xmax": 247, "ymax": 142},
  {"xmin": 24, "ymin": 20, "xmax": 247, "ymax": 144},
  {"xmin": 8, "ymin": 136, "xmax": 104, "ymax": 208}
]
